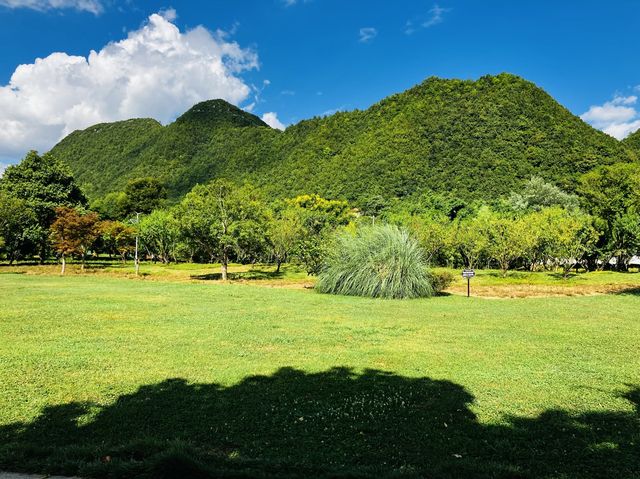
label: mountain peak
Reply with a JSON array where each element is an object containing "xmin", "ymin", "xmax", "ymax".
[{"xmin": 175, "ymin": 99, "xmax": 268, "ymax": 129}]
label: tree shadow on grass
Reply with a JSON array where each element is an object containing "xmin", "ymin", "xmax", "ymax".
[
  {"xmin": 0, "ymin": 368, "xmax": 638, "ymax": 479},
  {"xmin": 614, "ymin": 287, "xmax": 640, "ymax": 296},
  {"xmin": 191, "ymin": 269, "xmax": 285, "ymax": 281}
]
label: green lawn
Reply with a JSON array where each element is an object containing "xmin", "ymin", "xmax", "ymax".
[{"xmin": 0, "ymin": 274, "xmax": 639, "ymax": 478}]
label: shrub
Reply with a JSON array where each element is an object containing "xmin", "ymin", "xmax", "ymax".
[
  {"xmin": 316, "ymin": 224, "xmax": 434, "ymax": 299},
  {"xmin": 429, "ymin": 270, "xmax": 454, "ymax": 293}
]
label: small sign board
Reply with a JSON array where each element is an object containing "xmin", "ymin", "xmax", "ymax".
[{"xmin": 462, "ymin": 269, "xmax": 475, "ymax": 278}]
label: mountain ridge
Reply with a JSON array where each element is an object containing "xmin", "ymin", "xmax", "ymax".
[{"xmin": 48, "ymin": 73, "xmax": 637, "ymax": 203}]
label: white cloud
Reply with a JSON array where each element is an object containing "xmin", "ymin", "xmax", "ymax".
[
  {"xmin": 424, "ymin": 4, "xmax": 449, "ymax": 27},
  {"xmin": 405, "ymin": 4, "xmax": 450, "ymax": 34},
  {"xmin": 321, "ymin": 105, "xmax": 347, "ymax": 116},
  {"xmin": 0, "ymin": 162, "xmax": 8, "ymax": 177},
  {"xmin": 0, "ymin": 0, "xmax": 103, "ymax": 14},
  {"xmin": 603, "ymin": 120, "xmax": 640, "ymax": 140},
  {"xmin": 282, "ymin": 0, "xmax": 311, "ymax": 6},
  {"xmin": 261, "ymin": 112, "xmax": 285, "ymax": 130},
  {"xmin": 359, "ymin": 27, "xmax": 377, "ymax": 43},
  {"xmin": 581, "ymin": 95, "xmax": 640, "ymax": 139},
  {"xmin": 0, "ymin": 11, "xmax": 259, "ymax": 159}
]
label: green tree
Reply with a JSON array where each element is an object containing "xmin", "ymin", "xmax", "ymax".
[
  {"xmin": 453, "ymin": 215, "xmax": 489, "ymax": 269},
  {"xmin": 401, "ymin": 214, "xmax": 454, "ymax": 265},
  {"xmin": 91, "ymin": 192, "xmax": 128, "ymax": 220},
  {"xmin": 267, "ymin": 208, "xmax": 303, "ymax": 273},
  {"xmin": 578, "ymin": 163, "xmax": 640, "ymax": 270},
  {"xmin": 285, "ymin": 194, "xmax": 353, "ymax": 275},
  {"xmin": 508, "ymin": 176, "xmax": 580, "ymax": 212},
  {"xmin": 0, "ymin": 151, "xmax": 86, "ymax": 262},
  {"xmin": 49, "ymin": 207, "xmax": 100, "ymax": 274},
  {"xmin": 480, "ymin": 210, "xmax": 532, "ymax": 276},
  {"xmin": 100, "ymin": 220, "xmax": 136, "ymax": 263},
  {"xmin": 139, "ymin": 210, "xmax": 181, "ymax": 264},
  {"xmin": 177, "ymin": 180, "xmax": 270, "ymax": 279},
  {"xmin": 124, "ymin": 177, "xmax": 167, "ymax": 216},
  {"xmin": 0, "ymin": 191, "xmax": 38, "ymax": 264},
  {"xmin": 546, "ymin": 209, "xmax": 598, "ymax": 277}
]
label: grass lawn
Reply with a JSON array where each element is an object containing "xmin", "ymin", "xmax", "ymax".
[{"xmin": 0, "ymin": 273, "xmax": 639, "ymax": 478}]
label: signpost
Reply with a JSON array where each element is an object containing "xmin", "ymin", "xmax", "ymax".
[{"xmin": 462, "ymin": 269, "xmax": 475, "ymax": 297}]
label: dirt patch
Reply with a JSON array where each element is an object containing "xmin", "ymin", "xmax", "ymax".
[{"xmin": 446, "ymin": 283, "xmax": 640, "ymax": 298}]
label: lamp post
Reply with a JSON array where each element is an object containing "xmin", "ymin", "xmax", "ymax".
[{"xmin": 134, "ymin": 212, "xmax": 140, "ymax": 276}]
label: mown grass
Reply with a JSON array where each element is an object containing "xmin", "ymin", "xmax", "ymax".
[
  {"xmin": 0, "ymin": 273, "xmax": 639, "ymax": 478},
  {"xmin": 3, "ymin": 260, "xmax": 639, "ymax": 297}
]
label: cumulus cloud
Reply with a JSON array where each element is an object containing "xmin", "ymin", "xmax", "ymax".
[
  {"xmin": 0, "ymin": 0, "xmax": 103, "ymax": 14},
  {"xmin": 0, "ymin": 11, "xmax": 259, "ymax": 160},
  {"xmin": 358, "ymin": 27, "xmax": 377, "ymax": 43},
  {"xmin": 581, "ymin": 94, "xmax": 640, "ymax": 139},
  {"xmin": 261, "ymin": 112, "xmax": 285, "ymax": 130}
]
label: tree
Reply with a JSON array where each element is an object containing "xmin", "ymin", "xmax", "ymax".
[
  {"xmin": 0, "ymin": 151, "xmax": 86, "ymax": 262},
  {"xmin": 285, "ymin": 194, "xmax": 353, "ymax": 275},
  {"xmin": 606, "ymin": 213, "xmax": 640, "ymax": 271},
  {"xmin": 453, "ymin": 215, "xmax": 489, "ymax": 269},
  {"xmin": 578, "ymin": 164, "xmax": 640, "ymax": 270},
  {"xmin": 49, "ymin": 207, "xmax": 100, "ymax": 274},
  {"xmin": 401, "ymin": 214, "xmax": 454, "ymax": 265},
  {"xmin": 508, "ymin": 176, "xmax": 580, "ymax": 212},
  {"xmin": 138, "ymin": 210, "xmax": 181, "ymax": 264},
  {"xmin": 267, "ymin": 208, "xmax": 303, "ymax": 273},
  {"xmin": 100, "ymin": 220, "xmax": 136, "ymax": 263},
  {"xmin": 177, "ymin": 180, "xmax": 270, "ymax": 280},
  {"xmin": 0, "ymin": 191, "xmax": 38, "ymax": 264},
  {"xmin": 546, "ymin": 209, "xmax": 598, "ymax": 277},
  {"xmin": 91, "ymin": 192, "xmax": 128, "ymax": 220},
  {"xmin": 480, "ymin": 210, "xmax": 532, "ymax": 276},
  {"xmin": 123, "ymin": 177, "xmax": 167, "ymax": 216}
]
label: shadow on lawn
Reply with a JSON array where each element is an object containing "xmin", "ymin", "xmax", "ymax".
[
  {"xmin": 614, "ymin": 286, "xmax": 640, "ymax": 296},
  {"xmin": 0, "ymin": 368, "xmax": 638, "ymax": 479},
  {"xmin": 191, "ymin": 269, "xmax": 284, "ymax": 281}
]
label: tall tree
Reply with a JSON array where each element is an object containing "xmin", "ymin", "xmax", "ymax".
[
  {"xmin": 479, "ymin": 210, "xmax": 532, "ymax": 276},
  {"xmin": 578, "ymin": 163, "xmax": 640, "ymax": 269},
  {"xmin": 177, "ymin": 180, "xmax": 269, "ymax": 280},
  {"xmin": 0, "ymin": 191, "xmax": 38, "ymax": 264},
  {"xmin": 123, "ymin": 177, "xmax": 167, "ymax": 216},
  {"xmin": 267, "ymin": 208, "xmax": 303, "ymax": 273},
  {"xmin": 49, "ymin": 207, "xmax": 100, "ymax": 274},
  {"xmin": 0, "ymin": 151, "xmax": 86, "ymax": 262},
  {"xmin": 285, "ymin": 194, "xmax": 353, "ymax": 275},
  {"xmin": 138, "ymin": 210, "xmax": 181, "ymax": 264}
]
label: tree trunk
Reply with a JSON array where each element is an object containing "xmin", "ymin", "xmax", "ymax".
[
  {"xmin": 276, "ymin": 258, "xmax": 282, "ymax": 274},
  {"xmin": 39, "ymin": 242, "xmax": 46, "ymax": 265},
  {"xmin": 61, "ymin": 255, "xmax": 66, "ymax": 275},
  {"xmin": 501, "ymin": 259, "xmax": 509, "ymax": 277},
  {"xmin": 221, "ymin": 252, "xmax": 228, "ymax": 281},
  {"xmin": 81, "ymin": 253, "xmax": 85, "ymax": 272}
]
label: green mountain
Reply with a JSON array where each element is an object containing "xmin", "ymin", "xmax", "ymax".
[
  {"xmin": 622, "ymin": 129, "xmax": 640, "ymax": 157},
  {"xmin": 48, "ymin": 74, "xmax": 636, "ymax": 203}
]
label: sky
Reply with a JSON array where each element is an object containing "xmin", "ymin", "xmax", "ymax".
[{"xmin": 0, "ymin": 0, "xmax": 639, "ymax": 173}]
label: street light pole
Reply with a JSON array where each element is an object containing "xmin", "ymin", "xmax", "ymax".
[{"xmin": 134, "ymin": 212, "xmax": 140, "ymax": 276}]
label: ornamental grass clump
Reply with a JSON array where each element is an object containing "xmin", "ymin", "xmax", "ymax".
[{"xmin": 316, "ymin": 224, "xmax": 433, "ymax": 299}]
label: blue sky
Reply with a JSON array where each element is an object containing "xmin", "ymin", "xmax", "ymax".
[{"xmin": 0, "ymin": 0, "xmax": 639, "ymax": 169}]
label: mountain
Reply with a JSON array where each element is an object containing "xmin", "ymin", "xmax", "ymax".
[
  {"xmin": 48, "ymin": 74, "xmax": 636, "ymax": 204},
  {"xmin": 622, "ymin": 129, "xmax": 640, "ymax": 157}
]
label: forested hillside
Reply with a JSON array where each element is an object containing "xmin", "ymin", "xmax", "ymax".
[
  {"xmin": 623, "ymin": 129, "xmax": 640, "ymax": 157},
  {"xmin": 49, "ymin": 73, "xmax": 637, "ymax": 203}
]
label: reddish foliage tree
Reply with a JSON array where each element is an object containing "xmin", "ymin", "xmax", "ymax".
[{"xmin": 50, "ymin": 207, "xmax": 100, "ymax": 274}]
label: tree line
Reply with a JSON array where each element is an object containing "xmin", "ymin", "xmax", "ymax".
[{"xmin": 1, "ymin": 151, "xmax": 639, "ymax": 278}]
